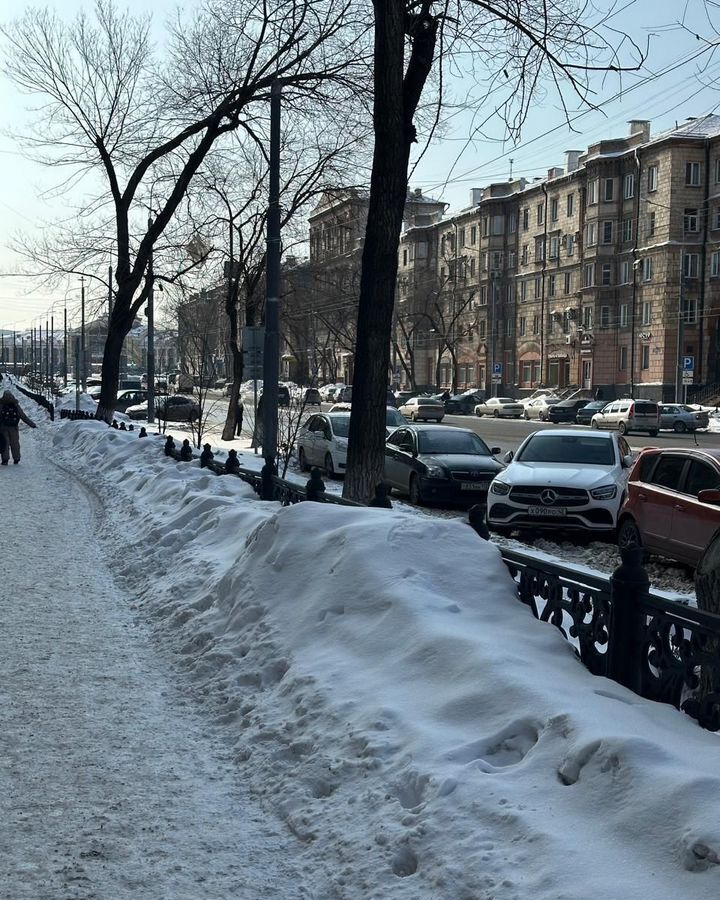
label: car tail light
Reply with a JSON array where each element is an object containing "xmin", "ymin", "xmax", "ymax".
[{"xmin": 628, "ymin": 403, "xmax": 635, "ymax": 417}]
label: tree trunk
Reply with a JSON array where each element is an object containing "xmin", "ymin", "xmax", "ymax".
[
  {"xmin": 343, "ymin": 0, "xmax": 437, "ymax": 503},
  {"xmin": 95, "ymin": 298, "xmax": 137, "ymax": 422},
  {"xmin": 694, "ymin": 528, "xmax": 720, "ymax": 722},
  {"xmin": 222, "ymin": 297, "xmax": 243, "ymax": 441}
]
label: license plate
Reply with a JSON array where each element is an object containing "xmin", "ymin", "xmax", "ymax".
[
  {"xmin": 461, "ymin": 481, "xmax": 488, "ymax": 490},
  {"xmin": 527, "ymin": 505, "xmax": 567, "ymax": 517}
]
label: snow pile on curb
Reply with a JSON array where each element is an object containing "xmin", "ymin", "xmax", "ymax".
[{"xmin": 52, "ymin": 421, "xmax": 720, "ymax": 899}]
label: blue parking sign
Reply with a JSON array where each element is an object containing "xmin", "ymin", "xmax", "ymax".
[
  {"xmin": 492, "ymin": 362, "xmax": 502, "ymax": 375},
  {"xmin": 683, "ymin": 356, "xmax": 694, "ymax": 372}
]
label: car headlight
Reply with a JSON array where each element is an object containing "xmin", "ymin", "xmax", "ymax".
[
  {"xmin": 590, "ymin": 484, "xmax": 617, "ymax": 500},
  {"xmin": 335, "ymin": 439, "xmax": 348, "ymax": 451},
  {"xmin": 490, "ymin": 480, "xmax": 510, "ymax": 495},
  {"xmin": 424, "ymin": 463, "xmax": 447, "ymax": 479}
]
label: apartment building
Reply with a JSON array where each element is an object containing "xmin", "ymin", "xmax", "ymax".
[{"xmin": 394, "ymin": 115, "xmax": 720, "ymax": 400}]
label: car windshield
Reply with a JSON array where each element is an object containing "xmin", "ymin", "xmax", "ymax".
[
  {"xmin": 417, "ymin": 430, "xmax": 491, "ymax": 455},
  {"xmin": 328, "ymin": 415, "xmax": 350, "ymax": 437},
  {"xmin": 496, "ymin": 398, "xmax": 514, "ymax": 404},
  {"xmin": 386, "ymin": 409, "xmax": 406, "ymax": 427},
  {"xmin": 517, "ymin": 433, "xmax": 614, "ymax": 465}
]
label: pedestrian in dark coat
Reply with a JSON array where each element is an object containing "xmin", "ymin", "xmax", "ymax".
[
  {"xmin": 235, "ymin": 399, "xmax": 244, "ymax": 437},
  {"xmin": 0, "ymin": 390, "xmax": 36, "ymax": 465}
]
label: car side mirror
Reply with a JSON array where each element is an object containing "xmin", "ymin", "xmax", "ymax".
[
  {"xmin": 491, "ymin": 447, "xmax": 501, "ymax": 455},
  {"xmin": 698, "ymin": 488, "xmax": 720, "ymax": 506},
  {"xmin": 503, "ymin": 450, "xmax": 514, "ymax": 463},
  {"xmin": 622, "ymin": 454, "xmax": 634, "ymax": 468}
]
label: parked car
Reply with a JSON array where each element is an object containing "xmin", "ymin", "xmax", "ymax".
[
  {"xmin": 329, "ymin": 403, "xmax": 407, "ymax": 436},
  {"xmin": 397, "ymin": 395, "xmax": 445, "ymax": 422},
  {"xmin": 443, "ymin": 390, "xmax": 486, "ymax": 415},
  {"xmin": 337, "ymin": 386, "xmax": 397, "ymax": 407},
  {"xmin": 474, "ymin": 397, "xmax": 524, "ymax": 418},
  {"xmin": 297, "ymin": 411, "xmax": 351, "ymax": 476},
  {"xmin": 545, "ymin": 397, "xmax": 594, "ymax": 424},
  {"xmin": 575, "ymin": 401, "xmax": 608, "ymax": 426},
  {"xmin": 523, "ymin": 395, "xmax": 561, "ymax": 421},
  {"xmin": 658, "ymin": 404, "xmax": 709, "ymax": 433},
  {"xmin": 384, "ymin": 423, "xmax": 503, "ymax": 506},
  {"xmin": 618, "ymin": 448, "xmax": 720, "ymax": 567},
  {"xmin": 114, "ymin": 388, "xmax": 149, "ymax": 412},
  {"xmin": 486, "ymin": 429, "xmax": 633, "ymax": 536},
  {"xmin": 296, "ymin": 387, "xmax": 322, "ymax": 406},
  {"xmin": 590, "ymin": 399, "xmax": 660, "ymax": 436},
  {"xmin": 126, "ymin": 394, "xmax": 200, "ymax": 422}
]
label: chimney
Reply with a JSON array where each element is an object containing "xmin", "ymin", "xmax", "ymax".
[
  {"xmin": 547, "ymin": 166, "xmax": 564, "ymax": 180},
  {"xmin": 470, "ymin": 188, "xmax": 483, "ymax": 206},
  {"xmin": 564, "ymin": 150, "xmax": 582, "ymax": 173},
  {"xmin": 414, "ymin": 187, "xmax": 423, "ymax": 197},
  {"xmin": 628, "ymin": 120, "xmax": 651, "ymax": 143}
]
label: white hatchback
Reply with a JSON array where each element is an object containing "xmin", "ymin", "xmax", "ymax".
[{"xmin": 486, "ymin": 429, "xmax": 634, "ymax": 536}]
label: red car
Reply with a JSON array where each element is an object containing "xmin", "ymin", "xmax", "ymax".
[{"xmin": 618, "ymin": 448, "xmax": 720, "ymax": 567}]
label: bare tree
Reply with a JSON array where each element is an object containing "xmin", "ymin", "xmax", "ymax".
[
  {"xmin": 1, "ymin": 0, "xmax": 363, "ymax": 421},
  {"xmin": 342, "ymin": 0, "xmax": 645, "ymax": 503}
]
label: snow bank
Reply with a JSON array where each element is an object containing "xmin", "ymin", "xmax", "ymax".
[{"xmin": 52, "ymin": 420, "xmax": 720, "ymax": 899}]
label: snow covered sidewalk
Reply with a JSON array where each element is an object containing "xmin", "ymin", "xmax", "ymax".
[{"xmin": 0, "ymin": 424, "xmax": 314, "ymax": 899}]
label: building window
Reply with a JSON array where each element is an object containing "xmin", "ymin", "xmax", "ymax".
[
  {"xmin": 402, "ymin": 249, "xmax": 408, "ymax": 265},
  {"xmin": 602, "ymin": 221, "xmax": 613, "ymax": 244},
  {"xmin": 647, "ymin": 165, "xmax": 658, "ymax": 192},
  {"xmin": 482, "ymin": 217, "xmax": 489, "ymax": 237},
  {"xmin": 459, "ymin": 227, "xmax": 466, "ymax": 248},
  {"xmin": 585, "ymin": 222, "xmax": 597, "ymax": 247},
  {"xmin": 711, "ymin": 250, "xmax": 720, "ymax": 277},
  {"xmin": 642, "ymin": 258, "xmax": 653, "ymax": 282},
  {"xmin": 600, "ymin": 306, "xmax": 611, "ymax": 328},
  {"xmin": 684, "ymin": 208, "xmax": 699, "ymax": 233},
  {"xmin": 534, "ymin": 277, "xmax": 541, "ymax": 299},
  {"xmin": 506, "ymin": 318, "xmax": 512, "ymax": 337},
  {"xmin": 532, "ymin": 314, "xmax": 540, "ymax": 334},
  {"xmin": 470, "ymin": 257, "xmax": 476, "ymax": 277},
  {"xmin": 587, "ymin": 181, "xmax": 598, "ymax": 205},
  {"xmin": 549, "ymin": 236, "xmax": 560, "ymax": 258},
  {"xmin": 479, "ymin": 285, "xmax": 487, "ymax": 305},
  {"xmin": 603, "ymin": 179, "xmax": 614, "ymax": 202},
  {"xmin": 508, "ymin": 250, "xmax": 516, "ymax": 269},
  {"xmin": 478, "ymin": 319, "xmax": 486, "ymax": 339},
  {"xmin": 522, "ymin": 208, "xmax": 529, "ymax": 230},
  {"xmin": 623, "ymin": 173, "xmax": 635, "ymax": 199},
  {"xmin": 519, "ymin": 316, "xmax": 527, "ymax": 336},
  {"xmin": 567, "ymin": 193, "xmax": 575, "ymax": 217},
  {"xmin": 537, "ymin": 203, "xmax": 544, "ymax": 226},
  {"xmin": 520, "ymin": 281, "xmax": 527, "ymax": 301},
  {"xmin": 601, "ymin": 263, "xmax": 612, "ymax": 285},
  {"xmin": 647, "ymin": 211, "xmax": 655, "ymax": 237},
  {"xmin": 686, "ymin": 161, "xmax": 702, "ymax": 186},
  {"xmin": 620, "ymin": 260, "xmax": 631, "ymax": 284},
  {"xmin": 492, "ymin": 251, "xmax": 503, "ymax": 270},
  {"xmin": 564, "ymin": 272, "xmax": 571, "ymax": 294},
  {"xmin": 620, "ymin": 304, "xmax": 628, "ymax": 327},
  {"xmin": 715, "ymin": 158, "xmax": 720, "ymax": 184},
  {"xmin": 583, "ymin": 264, "xmax": 594, "ymax": 288},
  {"xmin": 642, "ymin": 301, "xmax": 651, "ymax": 325},
  {"xmin": 566, "ymin": 234, "xmax": 575, "ymax": 256},
  {"xmin": 521, "ymin": 244, "xmax": 529, "ymax": 265},
  {"xmin": 492, "ymin": 215, "xmax": 504, "ymax": 235},
  {"xmin": 550, "ymin": 197, "xmax": 559, "ymax": 221},
  {"xmin": 548, "ymin": 274, "xmax": 556, "ymax": 297},
  {"xmin": 583, "ymin": 306, "xmax": 593, "ymax": 329},
  {"xmin": 622, "ymin": 218, "xmax": 633, "ymax": 242},
  {"xmin": 682, "ymin": 297, "xmax": 698, "ymax": 324},
  {"xmin": 470, "ymin": 225, "xmax": 477, "ymax": 245},
  {"xmin": 619, "ymin": 346, "xmax": 628, "ymax": 370},
  {"xmin": 509, "ymin": 213, "xmax": 517, "ymax": 233},
  {"xmin": 683, "ymin": 252, "xmax": 700, "ymax": 278},
  {"xmin": 641, "ymin": 344, "xmax": 650, "ymax": 369}
]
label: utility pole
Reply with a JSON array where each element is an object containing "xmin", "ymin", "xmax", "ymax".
[
  {"xmin": 63, "ymin": 308, "xmax": 68, "ymax": 386},
  {"xmin": 12, "ymin": 330, "xmax": 16, "ymax": 375},
  {"xmin": 262, "ymin": 79, "xmax": 281, "ymax": 499},
  {"xmin": 50, "ymin": 314, "xmax": 54, "ymax": 394},
  {"xmin": 108, "ymin": 264, "xmax": 113, "ymax": 319},
  {"xmin": 80, "ymin": 276, "xmax": 87, "ymax": 391},
  {"xmin": 146, "ymin": 217, "xmax": 155, "ymax": 424},
  {"xmin": 45, "ymin": 318, "xmax": 50, "ymax": 392}
]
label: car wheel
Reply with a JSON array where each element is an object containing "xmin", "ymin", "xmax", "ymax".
[
  {"xmin": 408, "ymin": 474, "xmax": 422, "ymax": 505},
  {"xmin": 476, "ymin": 411, "xmax": 483, "ymax": 417},
  {"xmin": 493, "ymin": 409, "xmax": 500, "ymax": 418},
  {"xmin": 617, "ymin": 518, "xmax": 644, "ymax": 556},
  {"xmin": 591, "ymin": 419, "xmax": 599, "ymax": 429},
  {"xmin": 411, "ymin": 412, "xmax": 418, "ymax": 422},
  {"xmin": 618, "ymin": 421, "xmax": 627, "ymax": 435},
  {"xmin": 673, "ymin": 420, "xmax": 687, "ymax": 433},
  {"xmin": 298, "ymin": 448, "xmax": 308, "ymax": 472},
  {"xmin": 324, "ymin": 453, "xmax": 335, "ymax": 478},
  {"xmin": 523, "ymin": 410, "xmax": 530, "ymax": 420},
  {"xmin": 488, "ymin": 521, "xmax": 512, "ymax": 537},
  {"xmin": 648, "ymin": 430, "xmax": 658, "ymax": 437}
]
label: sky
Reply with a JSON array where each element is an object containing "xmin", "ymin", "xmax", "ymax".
[
  {"xmin": 5, "ymin": 389, "xmax": 715, "ymax": 898},
  {"xmin": 1, "ymin": 0, "xmax": 720, "ymax": 331}
]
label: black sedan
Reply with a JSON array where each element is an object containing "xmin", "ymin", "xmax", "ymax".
[
  {"xmin": 574, "ymin": 400, "xmax": 608, "ymax": 426},
  {"xmin": 384, "ymin": 423, "xmax": 503, "ymax": 506},
  {"xmin": 443, "ymin": 390, "xmax": 486, "ymax": 415},
  {"xmin": 546, "ymin": 398, "xmax": 594, "ymax": 423}
]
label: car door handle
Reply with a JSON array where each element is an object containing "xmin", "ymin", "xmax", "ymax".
[
  {"xmin": 637, "ymin": 492, "xmax": 647, "ymax": 501},
  {"xmin": 674, "ymin": 504, "xmax": 685, "ymax": 511}
]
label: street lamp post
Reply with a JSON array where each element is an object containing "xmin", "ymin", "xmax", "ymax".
[{"xmin": 146, "ymin": 216, "xmax": 155, "ymax": 424}]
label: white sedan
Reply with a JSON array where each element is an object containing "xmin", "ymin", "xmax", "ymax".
[
  {"xmin": 297, "ymin": 411, "xmax": 351, "ymax": 477},
  {"xmin": 486, "ymin": 429, "xmax": 633, "ymax": 536},
  {"xmin": 474, "ymin": 397, "xmax": 524, "ymax": 418},
  {"xmin": 522, "ymin": 395, "xmax": 562, "ymax": 421}
]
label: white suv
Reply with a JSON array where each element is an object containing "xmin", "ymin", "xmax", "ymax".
[
  {"xmin": 590, "ymin": 399, "xmax": 659, "ymax": 436},
  {"xmin": 486, "ymin": 429, "xmax": 633, "ymax": 536}
]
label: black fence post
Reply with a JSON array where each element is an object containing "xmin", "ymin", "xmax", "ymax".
[{"xmin": 608, "ymin": 545, "xmax": 649, "ymax": 694}]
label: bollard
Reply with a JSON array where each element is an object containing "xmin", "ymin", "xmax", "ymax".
[
  {"xmin": 128, "ymin": 423, "xmax": 134, "ymax": 431},
  {"xmin": 608, "ymin": 544, "xmax": 649, "ymax": 694},
  {"xmin": 138, "ymin": 427, "xmax": 148, "ymax": 438},
  {"xmin": 369, "ymin": 482, "xmax": 393, "ymax": 509},
  {"xmin": 224, "ymin": 449, "xmax": 240, "ymax": 474},
  {"xmin": 200, "ymin": 443, "xmax": 214, "ymax": 468},
  {"xmin": 164, "ymin": 435, "xmax": 176, "ymax": 457},
  {"xmin": 179, "ymin": 438, "xmax": 193, "ymax": 461},
  {"xmin": 305, "ymin": 466, "xmax": 326, "ymax": 502},
  {"xmin": 261, "ymin": 456, "xmax": 277, "ymax": 500},
  {"xmin": 467, "ymin": 503, "xmax": 490, "ymax": 540}
]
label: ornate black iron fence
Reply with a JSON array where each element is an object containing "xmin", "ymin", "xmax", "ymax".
[{"xmin": 501, "ymin": 546, "xmax": 720, "ymax": 731}]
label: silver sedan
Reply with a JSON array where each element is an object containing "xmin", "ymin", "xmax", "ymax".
[
  {"xmin": 659, "ymin": 404, "xmax": 709, "ymax": 432},
  {"xmin": 474, "ymin": 397, "xmax": 524, "ymax": 418}
]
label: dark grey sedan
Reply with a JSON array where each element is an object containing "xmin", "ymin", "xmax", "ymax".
[{"xmin": 384, "ymin": 424, "xmax": 503, "ymax": 506}]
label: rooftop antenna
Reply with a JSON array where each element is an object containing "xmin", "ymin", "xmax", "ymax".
[{"xmin": 509, "ymin": 158, "xmax": 514, "ymax": 181}]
